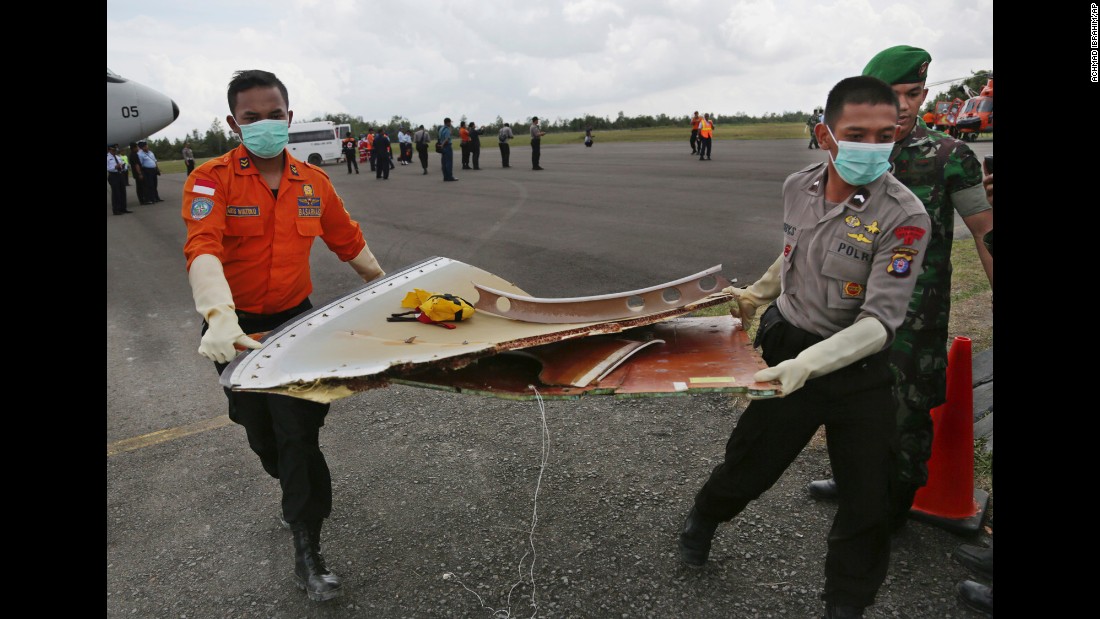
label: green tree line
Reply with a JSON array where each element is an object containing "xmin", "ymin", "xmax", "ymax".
[{"xmin": 143, "ymin": 110, "xmax": 815, "ymax": 162}]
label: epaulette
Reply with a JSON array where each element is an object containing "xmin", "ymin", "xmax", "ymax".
[
  {"xmin": 301, "ymin": 161, "xmax": 331, "ymax": 180},
  {"xmin": 794, "ymin": 161, "xmax": 826, "ymax": 175}
]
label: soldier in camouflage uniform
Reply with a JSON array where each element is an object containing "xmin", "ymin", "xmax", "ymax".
[{"xmin": 806, "ymin": 46, "xmax": 994, "ymax": 528}]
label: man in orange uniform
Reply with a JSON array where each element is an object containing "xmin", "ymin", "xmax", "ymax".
[
  {"xmin": 690, "ymin": 111, "xmax": 702, "ymax": 154},
  {"xmin": 181, "ymin": 69, "xmax": 385, "ymax": 603},
  {"xmin": 459, "ymin": 121, "xmax": 472, "ymax": 170},
  {"xmin": 697, "ymin": 113, "xmax": 713, "ymax": 160},
  {"xmin": 365, "ymin": 129, "xmax": 376, "ymax": 171}
]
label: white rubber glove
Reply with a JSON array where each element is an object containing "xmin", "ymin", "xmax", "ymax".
[
  {"xmin": 348, "ymin": 245, "xmax": 385, "ymax": 282},
  {"xmin": 189, "ymin": 254, "xmax": 262, "ymax": 363},
  {"xmin": 723, "ymin": 254, "xmax": 783, "ymax": 328},
  {"xmin": 753, "ymin": 317, "xmax": 888, "ymax": 396}
]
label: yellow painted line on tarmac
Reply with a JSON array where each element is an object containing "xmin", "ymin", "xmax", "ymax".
[{"xmin": 107, "ymin": 415, "xmax": 233, "ymax": 457}]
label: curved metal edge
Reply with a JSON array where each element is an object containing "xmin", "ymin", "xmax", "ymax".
[
  {"xmin": 475, "ymin": 264, "xmax": 723, "ymax": 304},
  {"xmin": 474, "ymin": 267, "xmax": 730, "ymax": 323}
]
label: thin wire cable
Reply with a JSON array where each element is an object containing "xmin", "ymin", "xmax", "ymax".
[{"xmin": 444, "ymin": 385, "xmax": 549, "ymax": 618}]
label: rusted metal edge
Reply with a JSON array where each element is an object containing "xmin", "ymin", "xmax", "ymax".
[{"xmin": 474, "ymin": 265, "xmax": 730, "ymax": 323}]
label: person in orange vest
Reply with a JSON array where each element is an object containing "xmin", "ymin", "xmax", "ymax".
[
  {"xmin": 365, "ymin": 129, "xmax": 376, "ymax": 171},
  {"xmin": 459, "ymin": 121, "xmax": 472, "ymax": 170},
  {"xmin": 690, "ymin": 111, "xmax": 702, "ymax": 154},
  {"xmin": 697, "ymin": 113, "xmax": 713, "ymax": 160},
  {"xmin": 181, "ymin": 69, "xmax": 385, "ymax": 603}
]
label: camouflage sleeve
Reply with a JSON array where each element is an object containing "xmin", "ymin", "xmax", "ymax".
[{"xmin": 946, "ymin": 142, "xmax": 990, "ymax": 217}]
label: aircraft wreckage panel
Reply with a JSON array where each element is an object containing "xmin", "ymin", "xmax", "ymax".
[
  {"xmin": 474, "ymin": 265, "xmax": 727, "ymax": 323},
  {"xmin": 221, "ymin": 257, "xmax": 735, "ymax": 402},
  {"xmin": 391, "ymin": 316, "xmax": 779, "ymax": 400}
]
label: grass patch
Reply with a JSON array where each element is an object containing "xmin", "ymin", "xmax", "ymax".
[
  {"xmin": 512, "ymin": 123, "xmax": 806, "ymax": 147},
  {"xmin": 157, "ymin": 157, "xmax": 217, "ymax": 175}
]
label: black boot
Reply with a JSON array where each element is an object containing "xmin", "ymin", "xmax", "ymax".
[
  {"xmin": 957, "ymin": 580, "xmax": 993, "ymax": 615},
  {"xmin": 678, "ymin": 506, "xmax": 719, "ymax": 567},
  {"xmin": 292, "ymin": 522, "xmax": 342, "ymax": 601},
  {"xmin": 806, "ymin": 478, "xmax": 838, "ymax": 501},
  {"xmin": 953, "ymin": 543, "xmax": 993, "ymax": 578},
  {"xmin": 823, "ymin": 602, "xmax": 865, "ymax": 618}
]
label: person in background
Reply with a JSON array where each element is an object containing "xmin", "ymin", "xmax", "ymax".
[
  {"xmin": 697, "ymin": 113, "xmax": 713, "ymax": 160},
  {"xmin": 807, "ymin": 108, "xmax": 821, "ymax": 149},
  {"xmin": 137, "ymin": 140, "xmax": 163, "ymax": 203},
  {"xmin": 498, "ymin": 122, "xmax": 514, "ymax": 168},
  {"xmin": 530, "ymin": 116, "xmax": 546, "ymax": 170},
  {"xmin": 439, "ymin": 117, "xmax": 457, "ymax": 182},
  {"xmin": 468, "ymin": 121, "xmax": 482, "ymax": 170},
  {"xmin": 342, "ymin": 131, "xmax": 359, "ymax": 174},
  {"xmin": 414, "ymin": 124, "xmax": 431, "ymax": 175},
  {"xmin": 374, "ymin": 128, "xmax": 392, "ymax": 179},
  {"xmin": 129, "ymin": 142, "xmax": 146, "ymax": 204},
  {"xmin": 107, "ymin": 144, "xmax": 131, "ymax": 215},
  {"xmin": 459, "ymin": 121, "xmax": 471, "ymax": 170},
  {"xmin": 690, "ymin": 111, "xmax": 702, "ymax": 154},
  {"xmin": 183, "ymin": 142, "xmax": 196, "ymax": 175}
]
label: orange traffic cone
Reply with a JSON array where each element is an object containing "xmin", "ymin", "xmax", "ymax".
[{"xmin": 910, "ymin": 336, "xmax": 990, "ymax": 534}]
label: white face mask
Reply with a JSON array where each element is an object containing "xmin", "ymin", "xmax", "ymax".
[{"xmin": 826, "ymin": 126, "xmax": 895, "ymax": 186}]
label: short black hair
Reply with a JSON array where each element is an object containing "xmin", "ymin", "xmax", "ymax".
[
  {"xmin": 227, "ymin": 70, "xmax": 289, "ymax": 115},
  {"xmin": 823, "ymin": 76, "xmax": 899, "ymax": 129},
  {"xmin": 444, "ymin": 117, "xmax": 452, "ymax": 123}
]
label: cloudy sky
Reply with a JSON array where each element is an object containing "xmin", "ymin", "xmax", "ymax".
[{"xmin": 107, "ymin": 0, "xmax": 993, "ymax": 142}]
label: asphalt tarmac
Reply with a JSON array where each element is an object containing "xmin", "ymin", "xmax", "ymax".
[{"xmin": 107, "ymin": 138, "xmax": 993, "ymax": 618}]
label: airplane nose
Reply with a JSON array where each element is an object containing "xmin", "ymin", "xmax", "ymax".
[{"xmin": 171, "ymin": 101, "xmax": 180, "ymax": 121}]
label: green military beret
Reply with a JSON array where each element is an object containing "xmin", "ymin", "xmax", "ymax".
[{"xmin": 862, "ymin": 45, "xmax": 932, "ymax": 84}]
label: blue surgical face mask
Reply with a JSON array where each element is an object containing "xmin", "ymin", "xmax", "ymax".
[
  {"xmin": 234, "ymin": 118, "xmax": 289, "ymax": 159},
  {"xmin": 826, "ymin": 126, "xmax": 895, "ymax": 186}
]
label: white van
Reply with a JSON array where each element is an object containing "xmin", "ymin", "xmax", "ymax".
[{"xmin": 287, "ymin": 121, "xmax": 344, "ymax": 166}]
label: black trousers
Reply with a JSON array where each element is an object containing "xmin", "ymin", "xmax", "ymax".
[
  {"xmin": 461, "ymin": 142, "xmax": 470, "ymax": 168},
  {"xmin": 471, "ymin": 145, "xmax": 480, "ymax": 169},
  {"xmin": 698, "ymin": 137, "xmax": 711, "ymax": 159},
  {"xmin": 185, "ymin": 160, "xmax": 195, "ymax": 175},
  {"xmin": 692, "ymin": 306, "xmax": 895, "ymax": 608},
  {"xmin": 209, "ymin": 299, "xmax": 332, "ymax": 526},
  {"xmin": 690, "ymin": 129, "xmax": 698, "ymax": 152},
  {"xmin": 376, "ymin": 154, "xmax": 390, "ymax": 178},
  {"xmin": 499, "ymin": 142, "xmax": 510, "ymax": 167},
  {"xmin": 417, "ymin": 143, "xmax": 429, "ymax": 170},
  {"xmin": 132, "ymin": 169, "xmax": 145, "ymax": 203},
  {"xmin": 345, "ymin": 151, "xmax": 359, "ymax": 173},
  {"xmin": 531, "ymin": 138, "xmax": 541, "ymax": 168},
  {"xmin": 108, "ymin": 172, "xmax": 127, "ymax": 213},
  {"xmin": 141, "ymin": 167, "xmax": 161, "ymax": 201}
]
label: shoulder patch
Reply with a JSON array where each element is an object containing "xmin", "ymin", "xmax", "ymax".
[
  {"xmin": 886, "ymin": 247, "xmax": 920, "ymax": 277},
  {"xmin": 190, "ymin": 197, "xmax": 214, "ymax": 220}
]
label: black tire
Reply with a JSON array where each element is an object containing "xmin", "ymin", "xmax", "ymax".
[{"xmin": 308, "ymin": 154, "xmax": 323, "ymax": 166}]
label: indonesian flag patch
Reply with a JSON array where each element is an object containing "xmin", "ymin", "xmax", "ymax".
[{"xmin": 192, "ymin": 179, "xmax": 216, "ymax": 196}]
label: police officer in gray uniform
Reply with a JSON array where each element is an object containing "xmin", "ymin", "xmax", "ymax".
[{"xmin": 678, "ymin": 76, "xmax": 931, "ymax": 619}]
